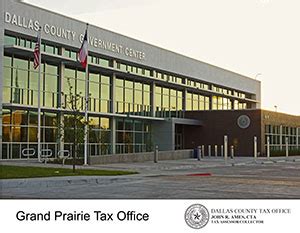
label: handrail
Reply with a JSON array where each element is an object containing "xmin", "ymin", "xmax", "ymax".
[
  {"xmin": 40, "ymin": 149, "xmax": 53, "ymax": 164},
  {"xmin": 21, "ymin": 148, "xmax": 36, "ymax": 159},
  {"xmin": 58, "ymin": 150, "xmax": 70, "ymax": 166}
]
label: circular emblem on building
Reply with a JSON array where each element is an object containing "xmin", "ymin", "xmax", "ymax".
[
  {"xmin": 237, "ymin": 115, "xmax": 251, "ymax": 129},
  {"xmin": 185, "ymin": 204, "xmax": 209, "ymax": 229}
]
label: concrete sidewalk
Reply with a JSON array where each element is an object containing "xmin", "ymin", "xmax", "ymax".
[
  {"xmin": 3, "ymin": 155, "xmax": 300, "ymax": 170},
  {"xmin": 1, "ymin": 156, "xmax": 300, "ymax": 191},
  {"xmin": 92, "ymin": 156, "xmax": 300, "ymax": 174},
  {"xmin": 1, "ymin": 155, "xmax": 300, "ymax": 175},
  {"xmin": 1, "ymin": 156, "xmax": 300, "ymax": 199}
]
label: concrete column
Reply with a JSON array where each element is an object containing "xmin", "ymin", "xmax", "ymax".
[
  {"xmin": 171, "ymin": 122, "xmax": 176, "ymax": 150},
  {"xmin": 197, "ymin": 146, "xmax": 201, "ymax": 160},
  {"xmin": 209, "ymin": 96, "xmax": 213, "ymax": 110},
  {"xmin": 110, "ymin": 118, "xmax": 116, "ymax": 154},
  {"xmin": 58, "ymin": 58, "xmax": 65, "ymax": 154},
  {"xmin": 152, "ymin": 69, "xmax": 157, "ymax": 116},
  {"xmin": 111, "ymin": 73, "xmax": 116, "ymax": 114},
  {"xmin": 224, "ymin": 135, "xmax": 228, "ymax": 163},
  {"xmin": 111, "ymin": 73, "xmax": 116, "ymax": 154},
  {"xmin": 201, "ymin": 145, "xmax": 205, "ymax": 157},
  {"xmin": 152, "ymin": 70, "xmax": 157, "ymax": 79},
  {"xmin": 152, "ymin": 121, "xmax": 174, "ymax": 151},
  {"xmin": 208, "ymin": 145, "xmax": 211, "ymax": 157},
  {"xmin": 112, "ymin": 59, "xmax": 118, "ymax": 69},
  {"xmin": 221, "ymin": 145, "xmax": 224, "ymax": 157},
  {"xmin": 58, "ymin": 113, "xmax": 64, "ymax": 152},
  {"xmin": 151, "ymin": 82, "xmax": 156, "ymax": 117},
  {"xmin": 285, "ymin": 137, "xmax": 289, "ymax": 157},
  {"xmin": 254, "ymin": 136, "xmax": 257, "ymax": 161},
  {"xmin": 230, "ymin": 145, "xmax": 234, "ymax": 159},
  {"xmin": 183, "ymin": 89, "xmax": 188, "ymax": 112},
  {"xmin": 214, "ymin": 145, "xmax": 218, "ymax": 157},
  {"xmin": 154, "ymin": 145, "xmax": 158, "ymax": 163},
  {"xmin": 229, "ymin": 99, "xmax": 234, "ymax": 110},
  {"xmin": 267, "ymin": 136, "xmax": 270, "ymax": 160},
  {"xmin": 59, "ymin": 51, "xmax": 65, "ymax": 108},
  {"xmin": 297, "ymin": 128, "xmax": 299, "ymax": 149},
  {"xmin": 0, "ymin": 0, "xmax": 4, "ymax": 159},
  {"xmin": 280, "ymin": 125, "xmax": 283, "ymax": 150}
]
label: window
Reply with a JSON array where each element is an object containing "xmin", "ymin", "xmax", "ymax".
[
  {"xmin": 115, "ymin": 78, "xmax": 151, "ymax": 116},
  {"xmin": 155, "ymin": 86, "xmax": 183, "ymax": 118},
  {"xmin": 89, "ymin": 117, "xmax": 111, "ymax": 155},
  {"xmin": 4, "ymin": 35, "xmax": 16, "ymax": 45},
  {"xmin": 116, "ymin": 119, "xmax": 152, "ymax": 154},
  {"xmin": 265, "ymin": 125, "xmax": 299, "ymax": 153},
  {"xmin": 3, "ymin": 56, "xmax": 58, "ymax": 107}
]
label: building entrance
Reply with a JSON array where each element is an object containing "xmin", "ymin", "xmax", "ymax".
[{"xmin": 175, "ymin": 124, "xmax": 183, "ymax": 150}]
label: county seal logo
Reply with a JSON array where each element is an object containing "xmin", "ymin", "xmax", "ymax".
[{"xmin": 185, "ymin": 204, "xmax": 209, "ymax": 229}]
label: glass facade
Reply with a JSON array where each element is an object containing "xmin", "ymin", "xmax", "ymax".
[
  {"xmin": 63, "ymin": 68, "xmax": 111, "ymax": 113},
  {"xmin": 187, "ymin": 79, "xmax": 209, "ymax": 90},
  {"xmin": 89, "ymin": 73, "xmax": 111, "ymax": 113},
  {"xmin": 4, "ymin": 34, "xmax": 59, "ymax": 55},
  {"xmin": 115, "ymin": 58, "xmax": 251, "ymax": 109},
  {"xmin": 117, "ymin": 62, "xmax": 152, "ymax": 77},
  {"xmin": 155, "ymin": 86, "xmax": 183, "ymax": 118},
  {"xmin": 88, "ymin": 116, "xmax": 111, "ymax": 156},
  {"xmin": 116, "ymin": 119, "xmax": 152, "ymax": 154},
  {"xmin": 211, "ymin": 96, "xmax": 234, "ymax": 110},
  {"xmin": 2, "ymin": 109, "xmax": 58, "ymax": 159},
  {"xmin": 3, "ymin": 56, "xmax": 58, "ymax": 108},
  {"xmin": 2, "ymin": 31, "xmax": 258, "ymax": 160},
  {"xmin": 115, "ymin": 78, "xmax": 151, "ymax": 116},
  {"xmin": 265, "ymin": 125, "xmax": 300, "ymax": 152},
  {"xmin": 186, "ymin": 92, "xmax": 210, "ymax": 111}
]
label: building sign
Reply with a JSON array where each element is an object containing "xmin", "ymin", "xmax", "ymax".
[
  {"xmin": 237, "ymin": 115, "xmax": 251, "ymax": 129},
  {"xmin": 4, "ymin": 12, "xmax": 146, "ymax": 61}
]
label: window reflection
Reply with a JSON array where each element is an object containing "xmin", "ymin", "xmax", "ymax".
[
  {"xmin": 115, "ymin": 78, "xmax": 151, "ymax": 116},
  {"xmin": 116, "ymin": 119, "xmax": 152, "ymax": 154}
]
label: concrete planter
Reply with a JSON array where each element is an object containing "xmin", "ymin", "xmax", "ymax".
[{"xmin": 89, "ymin": 149, "xmax": 193, "ymax": 165}]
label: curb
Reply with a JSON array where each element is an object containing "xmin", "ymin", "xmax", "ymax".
[
  {"xmin": 231, "ymin": 163, "xmax": 246, "ymax": 166},
  {"xmin": 261, "ymin": 161, "xmax": 275, "ymax": 164},
  {"xmin": 273, "ymin": 160, "xmax": 286, "ymax": 163},
  {"xmin": 0, "ymin": 176, "xmax": 135, "ymax": 189}
]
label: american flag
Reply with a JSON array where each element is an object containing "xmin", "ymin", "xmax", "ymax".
[{"xmin": 33, "ymin": 35, "xmax": 40, "ymax": 69}]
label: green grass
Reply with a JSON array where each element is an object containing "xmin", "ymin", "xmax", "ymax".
[{"xmin": 0, "ymin": 165, "xmax": 137, "ymax": 179}]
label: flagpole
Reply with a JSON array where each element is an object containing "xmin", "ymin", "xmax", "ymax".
[
  {"xmin": 84, "ymin": 23, "xmax": 89, "ymax": 166},
  {"xmin": 37, "ymin": 26, "xmax": 42, "ymax": 162}
]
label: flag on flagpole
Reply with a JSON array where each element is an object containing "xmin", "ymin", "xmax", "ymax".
[
  {"xmin": 33, "ymin": 35, "xmax": 40, "ymax": 69},
  {"xmin": 78, "ymin": 24, "xmax": 89, "ymax": 166},
  {"xmin": 78, "ymin": 29, "xmax": 88, "ymax": 68},
  {"xmin": 34, "ymin": 26, "xmax": 42, "ymax": 163}
]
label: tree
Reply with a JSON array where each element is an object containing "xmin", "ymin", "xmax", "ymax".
[
  {"xmin": 89, "ymin": 121, "xmax": 111, "ymax": 156},
  {"xmin": 57, "ymin": 78, "xmax": 87, "ymax": 172}
]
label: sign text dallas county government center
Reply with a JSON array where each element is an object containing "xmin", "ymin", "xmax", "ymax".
[{"xmin": 4, "ymin": 12, "xmax": 146, "ymax": 61}]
